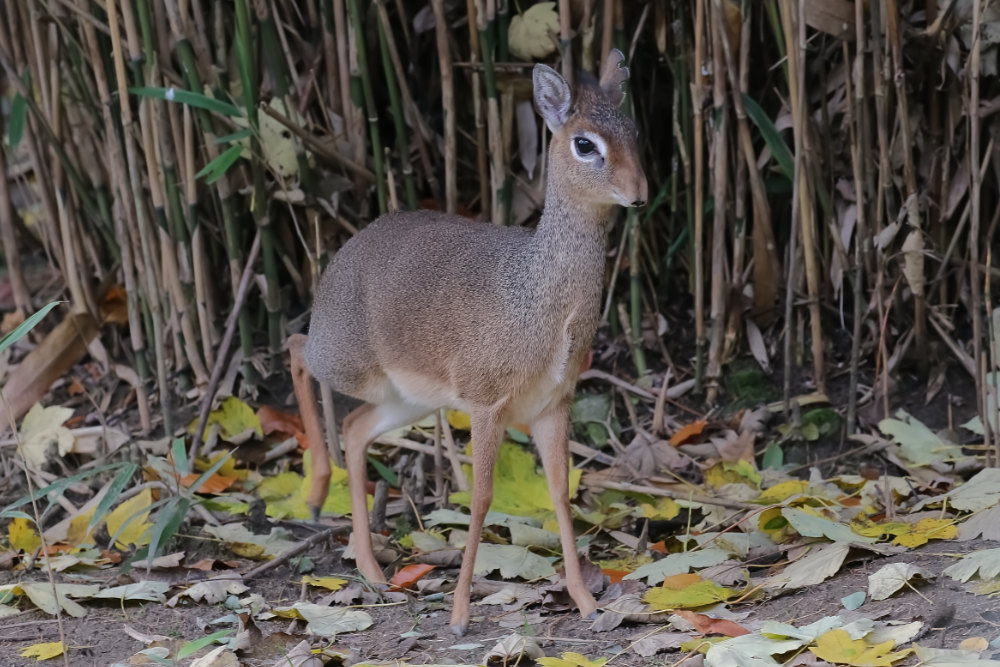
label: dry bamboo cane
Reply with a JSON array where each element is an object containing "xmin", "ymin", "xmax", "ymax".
[
  {"xmin": 779, "ymin": 0, "xmax": 824, "ymax": 395},
  {"xmin": 705, "ymin": 0, "xmax": 729, "ymax": 402},
  {"xmin": 969, "ymin": 0, "xmax": 990, "ymax": 460},
  {"xmin": 465, "ymin": 0, "xmax": 490, "ymax": 215},
  {"xmin": 77, "ymin": 12, "xmax": 152, "ymax": 432},
  {"xmin": 431, "ymin": 0, "xmax": 456, "ymax": 213},
  {"xmin": 106, "ymin": 0, "xmax": 171, "ymax": 433},
  {"xmin": 719, "ymin": 0, "xmax": 778, "ymax": 322},
  {"xmin": 690, "ymin": 0, "xmax": 707, "ymax": 394},
  {"xmin": 885, "ymin": 0, "xmax": 927, "ymax": 374},
  {"xmin": 844, "ymin": 38, "xmax": 866, "ymax": 435}
]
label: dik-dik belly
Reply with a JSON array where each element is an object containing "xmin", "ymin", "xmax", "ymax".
[{"xmin": 381, "ymin": 311, "xmax": 588, "ymax": 425}]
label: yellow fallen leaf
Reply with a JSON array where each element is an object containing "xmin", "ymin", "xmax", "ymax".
[
  {"xmin": 537, "ymin": 652, "xmax": 608, "ymax": 667},
  {"xmin": 641, "ymin": 497, "xmax": 680, "ymax": 520},
  {"xmin": 19, "ymin": 641, "xmax": 66, "ymax": 660},
  {"xmin": 257, "ymin": 452, "xmax": 356, "ymax": 519},
  {"xmin": 446, "ymin": 409, "xmax": 471, "ymax": 431},
  {"xmin": 301, "ymin": 575, "xmax": 348, "ymax": 591},
  {"xmin": 757, "ymin": 480, "xmax": 809, "ymax": 503},
  {"xmin": 643, "ymin": 574, "xmax": 736, "ymax": 611},
  {"xmin": 66, "ymin": 505, "xmax": 98, "ymax": 546},
  {"xmin": 450, "ymin": 441, "xmax": 581, "ymax": 519},
  {"xmin": 893, "ymin": 518, "xmax": 958, "ymax": 548},
  {"xmin": 106, "ymin": 488, "xmax": 153, "ymax": 549},
  {"xmin": 809, "ymin": 629, "xmax": 912, "ymax": 666},
  {"xmin": 9, "ymin": 517, "xmax": 42, "ymax": 553},
  {"xmin": 189, "ymin": 396, "xmax": 262, "ymax": 442},
  {"xmin": 704, "ymin": 460, "xmax": 760, "ymax": 490}
]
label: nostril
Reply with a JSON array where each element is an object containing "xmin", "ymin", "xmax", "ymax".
[{"xmin": 633, "ymin": 199, "xmax": 646, "ymax": 208}]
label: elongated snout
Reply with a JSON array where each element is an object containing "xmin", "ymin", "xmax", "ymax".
[{"xmin": 631, "ymin": 171, "xmax": 649, "ymax": 208}]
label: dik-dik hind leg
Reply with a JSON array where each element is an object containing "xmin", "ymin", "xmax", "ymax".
[
  {"xmin": 343, "ymin": 401, "xmax": 430, "ymax": 585},
  {"xmin": 450, "ymin": 410, "xmax": 507, "ymax": 636},
  {"xmin": 288, "ymin": 334, "xmax": 330, "ymax": 519},
  {"xmin": 532, "ymin": 401, "xmax": 599, "ymax": 619}
]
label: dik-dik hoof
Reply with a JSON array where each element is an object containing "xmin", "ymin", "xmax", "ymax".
[
  {"xmin": 307, "ymin": 504, "xmax": 322, "ymax": 521},
  {"xmin": 450, "ymin": 621, "xmax": 469, "ymax": 637},
  {"xmin": 585, "ymin": 609, "xmax": 601, "ymax": 621}
]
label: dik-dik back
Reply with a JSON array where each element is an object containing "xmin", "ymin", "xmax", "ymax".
[{"xmin": 304, "ymin": 55, "xmax": 646, "ymax": 423}]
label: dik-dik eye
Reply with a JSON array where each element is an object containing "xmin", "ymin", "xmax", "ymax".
[{"xmin": 574, "ymin": 137, "xmax": 596, "ymax": 155}]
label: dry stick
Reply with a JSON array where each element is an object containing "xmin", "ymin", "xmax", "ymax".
[
  {"xmin": 431, "ymin": 0, "xmax": 456, "ymax": 213},
  {"xmin": 189, "ymin": 231, "xmax": 262, "ymax": 461},
  {"xmin": 969, "ymin": 0, "xmax": 990, "ymax": 461},
  {"xmin": 691, "ymin": 0, "xmax": 706, "ymax": 393},
  {"xmin": 590, "ymin": 479, "xmax": 755, "ymax": 511},
  {"xmin": 243, "ymin": 523, "xmax": 351, "ymax": 581}
]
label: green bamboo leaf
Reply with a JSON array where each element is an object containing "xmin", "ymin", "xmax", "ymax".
[
  {"xmin": 0, "ymin": 461, "xmax": 127, "ymax": 520},
  {"xmin": 7, "ymin": 92, "xmax": 26, "ymax": 149},
  {"xmin": 144, "ymin": 496, "xmax": 190, "ymax": 571},
  {"xmin": 742, "ymin": 94, "xmax": 794, "ymax": 181},
  {"xmin": 170, "ymin": 437, "xmax": 188, "ymax": 476},
  {"xmin": 214, "ymin": 128, "xmax": 253, "ymax": 144},
  {"xmin": 0, "ymin": 301, "xmax": 61, "ymax": 355},
  {"xmin": 89, "ymin": 463, "xmax": 140, "ymax": 532},
  {"xmin": 177, "ymin": 630, "xmax": 234, "ymax": 660},
  {"xmin": 129, "ymin": 86, "xmax": 242, "ymax": 118},
  {"xmin": 196, "ymin": 144, "xmax": 243, "ymax": 184}
]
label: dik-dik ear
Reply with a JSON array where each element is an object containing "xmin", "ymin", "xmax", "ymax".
[
  {"xmin": 599, "ymin": 48, "xmax": 629, "ymax": 107},
  {"xmin": 533, "ymin": 64, "xmax": 571, "ymax": 132}
]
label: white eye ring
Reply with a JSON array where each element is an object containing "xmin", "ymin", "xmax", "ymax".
[{"xmin": 571, "ymin": 132, "xmax": 607, "ymax": 161}]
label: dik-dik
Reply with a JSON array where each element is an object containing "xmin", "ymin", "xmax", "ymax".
[{"xmin": 289, "ymin": 49, "xmax": 647, "ymax": 635}]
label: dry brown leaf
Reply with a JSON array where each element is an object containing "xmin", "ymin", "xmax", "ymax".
[{"xmin": 0, "ymin": 312, "xmax": 98, "ymax": 429}]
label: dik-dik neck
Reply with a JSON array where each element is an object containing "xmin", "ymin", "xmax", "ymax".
[{"xmin": 519, "ymin": 179, "xmax": 614, "ymax": 317}]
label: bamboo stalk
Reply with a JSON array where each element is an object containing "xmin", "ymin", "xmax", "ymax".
[
  {"xmin": 465, "ymin": 0, "xmax": 490, "ymax": 215},
  {"xmin": 969, "ymin": 0, "xmax": 990, "ymax": 458},
  {"xmin": 346, "ymin": 0, "xmax": 388, "ymax": 215},
  {"xmin": 431, "ymin": 0, "xmax": 456, "ymax": 213},
  {"xmin": 705, "ymin": 0, "xmax": 729, "ymax": 401},
  {"xmin": 692, "ymin": 0, "xmax": 707, "ymax": 393}
]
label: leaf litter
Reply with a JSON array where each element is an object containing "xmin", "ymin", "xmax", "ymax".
[{"xmin": 3, "ymin": 391, "xmax": 1000, "ymax": 666}]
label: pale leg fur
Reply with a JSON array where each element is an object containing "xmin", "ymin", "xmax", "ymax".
[
  {"xmin": 532, "ymin": 401, "xmax": 599, "ymax": 618},
  {"xmin": 449, "ymin": 409, "xmax": 507, "ymax": 635},
  {"xmin": 343, "ymin": 400, "xmax": 431, "ymax": 585},
  {"xmin": 288, "ymin": 334, "xmax": 331, "ymax": 518}
]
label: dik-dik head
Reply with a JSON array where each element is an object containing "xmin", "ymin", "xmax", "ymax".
[{"xmin": 533, "ymin": 49, "xmax": 647, "ymax": 209}]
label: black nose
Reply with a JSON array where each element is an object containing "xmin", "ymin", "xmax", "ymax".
[{"xmin": 632, "ymin": 199, "xmax": 646, "ymax": 207}]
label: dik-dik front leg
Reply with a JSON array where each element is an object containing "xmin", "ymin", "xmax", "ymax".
[
  {"xmin": 532, "ymin": 399, "xmax": 599, "ymax": 619},
  {"xmin": 450, "ymin": 409, "xmax": 507, "ymax": 635},
  {"xmin": 288, "ymin": 334, "xmax": 331, "ymax": 518}
]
